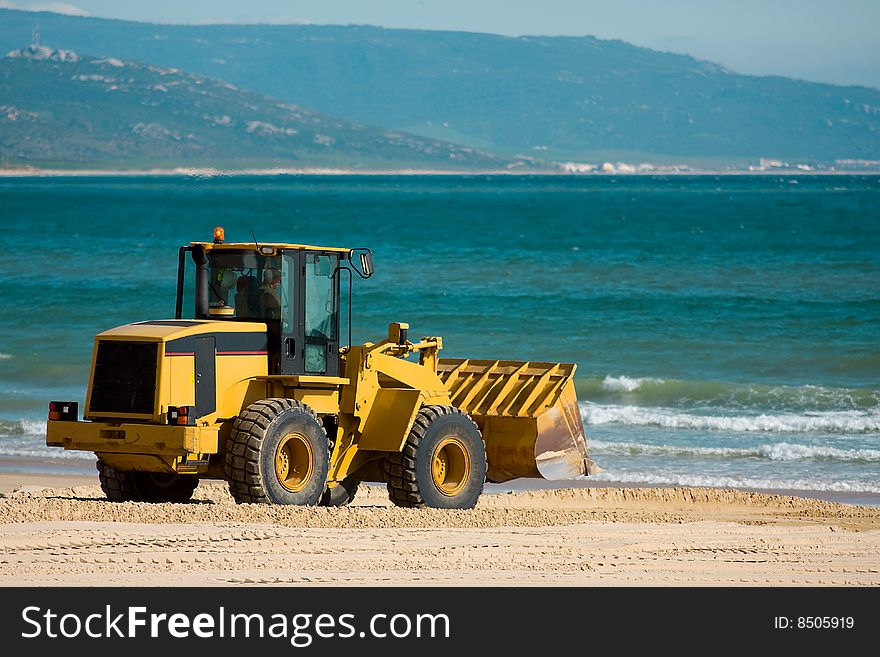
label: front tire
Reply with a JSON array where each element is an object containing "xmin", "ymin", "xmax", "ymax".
[
  {"xmin": 383, "ymin": 405, "xmax": 486, "ymax": 509},
  {"xmin": 225, "ymin": 398, "xmax": 330, "ymax": 505}
]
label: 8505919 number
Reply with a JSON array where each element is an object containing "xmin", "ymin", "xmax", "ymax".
[{"xmin": 798, "ymin": 617, "xmax": 854, "ymax": 629}]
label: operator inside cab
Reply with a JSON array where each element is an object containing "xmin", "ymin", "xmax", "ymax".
[
  {"xmin": 195, "ymin": 252, "xmax": 286, "ymax": 322},
  {"xmin": 259, "ymin": 268, "xmax": 282, "ymax": 319}
]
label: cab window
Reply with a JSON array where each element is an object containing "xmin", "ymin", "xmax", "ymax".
[
  {"xmin": 178, "ymin": 249, "xmax": 286, "ymax": 321},
  {"xmin": 303, "ymin": 253, "xmax": 339, "ymax": 373}
]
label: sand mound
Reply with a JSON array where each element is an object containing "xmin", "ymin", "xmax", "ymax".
[{"xmin": 1, "ymin": 482, "xmax": 876, "ymax": 531}]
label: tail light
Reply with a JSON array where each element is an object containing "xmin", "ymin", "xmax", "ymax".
[
  {"xmin": 48, "ymin": 401, "xmax": 78, "ymax": 421},
  {"xmin": 167, "ymin": 405, "xmax": 196, "ymax": 426}
]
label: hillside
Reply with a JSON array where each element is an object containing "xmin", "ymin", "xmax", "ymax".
[
  {"xmin": 1, "ymin": 10, "xmax": 880, "ymax": 164},
  {"xmin": 0, "ymin": 45, "xmax": 520, "ymax": 169}
]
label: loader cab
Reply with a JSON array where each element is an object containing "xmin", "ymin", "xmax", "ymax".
[{"xmin": 175, "ymin": 242, "xmax": 342, "ymax": 377}]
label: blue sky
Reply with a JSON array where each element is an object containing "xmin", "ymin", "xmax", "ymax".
[{"xmin": 2, "ymin": 0, "xmax": 878, "ymax": 88}]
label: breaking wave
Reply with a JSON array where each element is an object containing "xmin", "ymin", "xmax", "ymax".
[
  {"xmin": 0, "ymin": 419, "xmax": 47, "ymax": 436},
  {"xmin": 587, "ymin": 470, "xmax": 880, "ymax": 495},
  {"xmin": 0, "ymin": 443, "xmax": 95, "ymax": 461},
  {"xmin": 601, "ymin": 375, "xmax": 664, "ymax": 392},
  {"xmin": 589, "ymin": 439, "xmax": 880, "ymax": 463},
  {"xmin": 581, "ymin": 402, "xmax": 880, "ymax": 433},
  {"xmin": 577, "ymin": 376, "xmax": 880, "ymax": 413},
  {"xmin": 0, "ymin": 418, "xmax": 93, "ymax": 460}
]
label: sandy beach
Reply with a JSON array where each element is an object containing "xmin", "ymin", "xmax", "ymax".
[{"xmin": 0, "ymin": 472, "xmax": 877, "ymax": 587}]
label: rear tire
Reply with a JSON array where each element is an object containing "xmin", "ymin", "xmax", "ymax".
[
  {"xmin": 96, "ymin": 459, "xmax": 198, "ymax": 503},
  {"xmin": 97, "ymin": 459, "xmax": 140, "ymax": 502},
  {"xmin": 225, "ymin": 398, "xmax": 330, "ymax": 505},
  {"xmin": 132, "ymin": 471, "xmax": 199, "ymax": 503},
  {"xmin": 383, "ymin": 405, "xmax": 486, "ymax": 509}
]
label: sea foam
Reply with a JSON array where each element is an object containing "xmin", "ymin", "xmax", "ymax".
[
  {"xmin": 0, "ymin": 440, "xmax": 94, "ymax": 460},
  {"xmin": 580, "ymin": 376, "xmax": 880, "ymax": 413},
  {"xmin": 588, "ymin": 439, "xmax": 880, "ymax": 463},
  {"xmin": 587, "ymin": 470, "xmax": 880, "ymax": 494},
  {"xmin": 581, "ymin": 402, "xmax": 880, "ymax": 433},
  {"xmin": 0, "ymin": 419, "xmax": 47, "ymax": 436}
]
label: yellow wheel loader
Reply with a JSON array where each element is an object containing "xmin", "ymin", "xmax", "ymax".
[{"xmin": 47, "ymin": 228, "xmax": 599, "ymax": 508}]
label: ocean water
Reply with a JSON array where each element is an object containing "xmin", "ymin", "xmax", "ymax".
[{"xmin": 0, "ymin": 174, "xmax": 878, "ymax": 501}]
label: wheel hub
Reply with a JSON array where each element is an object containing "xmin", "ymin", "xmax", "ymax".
[
  {"xmin": 275, "ymin": 432, "xmax": 314, "ymax": 493},
  {"xmin": 431, "ymin": 436, "xmax": 471, "ymax": 497}
]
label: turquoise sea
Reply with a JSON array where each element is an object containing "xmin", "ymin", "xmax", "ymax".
[{"xmin": 0, "ymin": 174, "xmax": 878, "ymax": 503}]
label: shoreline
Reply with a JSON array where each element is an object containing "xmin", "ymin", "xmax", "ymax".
[
  {"xmin": 0, "ymin": 455, "xmax": 96, "ymax": 478},
  {"xmin": 1, "ymin": 167, "xmax": 879, "ymax": 177}
]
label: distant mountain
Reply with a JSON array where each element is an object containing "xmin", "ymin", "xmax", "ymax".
[
  {"xmin": 0, "ymin": 45, "xmax": 522, "ymax": 169},
  {"xmin": 2, "ymin": 9, "xmax": 880, "ymax": 164}
]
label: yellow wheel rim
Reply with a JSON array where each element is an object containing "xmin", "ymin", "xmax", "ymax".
[
  {"xmin": 431, "ymin": 436, "xmax": 470, "ymax": 497},
  {"xmin": 275, "ymin": 432, "xmax": 314, "ymax": 493}
]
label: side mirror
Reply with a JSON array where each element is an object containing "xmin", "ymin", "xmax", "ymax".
[
  {"xmin": 360, "ymin": 252, "xmax": 374, "ymax": 278},
  {"xmin": 350, "ymin": 249, "xmax": 374, "ymax": 278}
]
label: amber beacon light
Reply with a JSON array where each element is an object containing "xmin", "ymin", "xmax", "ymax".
[{"xmin": 213, "ymin": 226, "xmax": 225, "ymax": 244}]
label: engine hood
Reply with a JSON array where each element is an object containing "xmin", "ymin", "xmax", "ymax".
[{"xmin": 97, "ymin": 319, "xmax": 268, "ymax": 343}]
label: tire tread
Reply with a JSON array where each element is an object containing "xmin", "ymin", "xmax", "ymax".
[
  {"xmin": 383, "ymin": 405, "xmax": 485, "ymax": 508},
  {"xmin": 224, "ymin": 398, "xmax": 324, "ymax": 504}
]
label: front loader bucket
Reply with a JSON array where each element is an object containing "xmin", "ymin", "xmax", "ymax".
[{"xmin": 437, "ymin": 359, "xmax": 600, "ymax": 483}]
